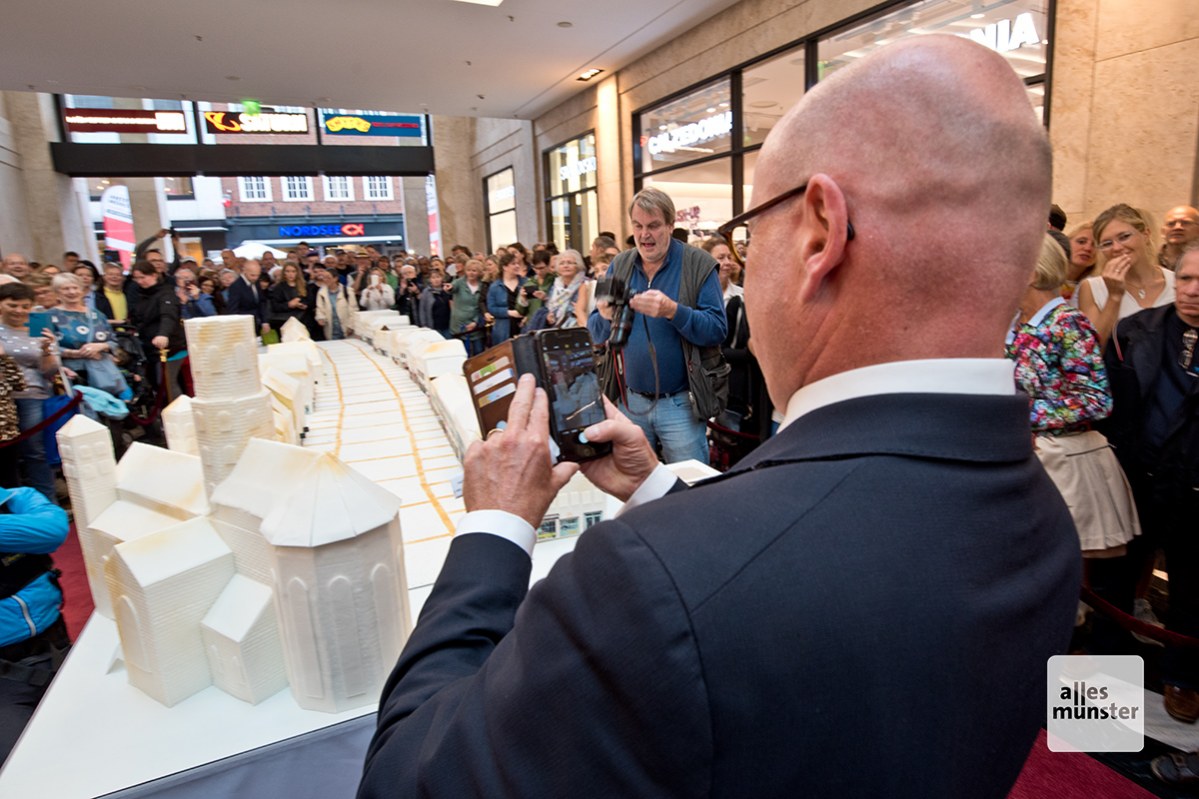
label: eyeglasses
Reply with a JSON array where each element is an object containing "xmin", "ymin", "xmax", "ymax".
[
  {"xmin": 1097, "ymin": 230, "xmax": 1140, "ymax": 252},
  {"xmin": 1165, "ymin": 219, "xmax": 1198, "ymax": 229},
  {"xmin": 716, "ymin": 181, "xmax": 855, "ymax": 269}
]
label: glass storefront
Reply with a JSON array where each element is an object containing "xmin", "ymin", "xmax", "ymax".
[
  {"xmin": 485, "ymin": 168, "xmax": 517, "ymax": 254},
  {"xmin": 544, "ymin": 133, "xmax": 598, "ymax": 253},
  {"xmin": 632, "ymin": 0, "xmax": 1050, "ymax": 244}
]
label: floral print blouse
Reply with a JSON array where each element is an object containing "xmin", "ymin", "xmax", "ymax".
[
  {"xmin": 0, "ymin": 355, "xmax": 27, "ymax": 441},
  {"xmin": 1005, "ymin": 297, "xmax": 1112, "ymax": 434}
]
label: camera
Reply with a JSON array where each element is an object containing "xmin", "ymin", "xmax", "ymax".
[
  {"xmin": 594, "ymin": 275, "xmax": 636, "ymax": 350},
  {"xmin": 523, "ymin": 283, "xmax": 538, "ymax": 298}
]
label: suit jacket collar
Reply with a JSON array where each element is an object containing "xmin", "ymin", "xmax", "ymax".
[{"xmin": 714, "ymin": 392, "xmax": 1032, "ymax": 483}]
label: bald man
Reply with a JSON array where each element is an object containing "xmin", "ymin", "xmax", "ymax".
[
  {"xmin": 1160, "ymin": 205, "xmax": 1199, "ymax": 269},
  {"xmin": 360, "ymin": 35, "xmax": 1079, "ymax": 799},
  {"xmin": 2, "ymin": 253, "xmax": 31, "ymax": 280}
]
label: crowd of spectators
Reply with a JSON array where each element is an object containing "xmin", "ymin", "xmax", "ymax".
[{"xmin": 0, "ymin": 196, "xmax": 1197, "ymax": 782}]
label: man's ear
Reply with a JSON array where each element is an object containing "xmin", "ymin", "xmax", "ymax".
[{"xmin": 796, "ymin": 174, "xmax": 851, "ymax": 304}]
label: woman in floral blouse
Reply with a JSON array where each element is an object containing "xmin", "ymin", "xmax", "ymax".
[{"xmin": 1006, "ymin": 234, "xmax": 1139, "ymax": 561}]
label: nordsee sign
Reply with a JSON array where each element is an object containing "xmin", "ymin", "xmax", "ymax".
[
  {"xmin": 278, "ymin": 223, "xmax": 367, "ymax": 237},
  {"xmin": 647, "ymin": 111, "xmax": 732, "ymax": 156}
]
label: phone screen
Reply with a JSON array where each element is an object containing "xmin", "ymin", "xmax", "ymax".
[
  {"xmin": 541, "ymin": 335, "xmax": 605, "ymax": 438},
  {"xmin": 27, "ymin": 311, "xmax": 53, "ymax": 338}
]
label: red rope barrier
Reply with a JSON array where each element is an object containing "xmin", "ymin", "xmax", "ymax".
[
  {"xmin": 1080, "ymin": 585, "xmax": 1199, "ymax": 649},
  {"xmin": 0, "ymin": 391, "xmax": 84, "ymax": 449}
]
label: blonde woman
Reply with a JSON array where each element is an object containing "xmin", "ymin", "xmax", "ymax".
[
  {"xmin": 1063, "ymin": 223, "xmax": 1098, "ymax": 301},
  {"xmin": 1077, "ymin": 204, "xmax": 1175, "ymax": 344}
]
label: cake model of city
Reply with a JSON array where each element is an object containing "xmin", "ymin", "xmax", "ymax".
[{"xmin": 57, "ymin": 314, "xmax": 412, "ymax": 711}]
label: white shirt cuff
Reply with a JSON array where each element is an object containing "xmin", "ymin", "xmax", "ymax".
[
  {"xmin": 454, "ymin": 510, "xmax": 536, "ymax": 557},
  {"xmin": 617, "ymin": 464, "xmax": 678, "ymax": 516}
]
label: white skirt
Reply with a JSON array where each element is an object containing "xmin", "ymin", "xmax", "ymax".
[{"xmin": 1035, "ymin": 429, "xmax": 1141, "ymax": 551}]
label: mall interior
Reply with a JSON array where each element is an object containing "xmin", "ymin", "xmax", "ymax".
[
  {"xmin": 1, "ymin": 0, "xmax": 1199, "ymax": 797},
  {"xmin": 1, "ymin": 0, "xmax": 1195, "ymax": 264}
]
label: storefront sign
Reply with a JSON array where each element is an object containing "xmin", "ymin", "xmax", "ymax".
[
  {"xmin": 100, "ymin": 185, "xmax": 135, "ymax": 268},
  {"xmin": 204, "ymin": 111, "xmax": 309, "ymax": 134},
  {"xmin": 967, "ymin": 12, "xmax": 1040, "ymax": 53},
  {"xmin": 277, "ymin": 223, "xmax": 367, "ymax": 237},
  {"xmin": 647, "ymin": 111, "xmax": 732, "ymax": 156},
  {"xmin": 558, "ymin": 156, "xmax": 597, "ymax": 183},
  {"xmin": 322, "ymin": 113, "xmax": 423, "ymax": 138},
  {"xmin": 64, "ymin": 108, "xmax": 187, "ymax": 134}
]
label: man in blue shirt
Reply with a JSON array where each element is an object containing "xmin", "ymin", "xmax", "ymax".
[
  {"xmin": 591, "ymin": 187, "xmax": 727, "ymax": 463},
  {"xmin": 0, "ymin": 486, "xmax": 70, "ymax": 763}
]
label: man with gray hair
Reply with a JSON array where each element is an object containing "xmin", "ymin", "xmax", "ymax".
[
  {"xmin": 590, "ymin": 185, "xmax": 728, "ymax": 464},
  {"xmin": 1, "ymin": 253, "xmax": 31, "ymax": 280},
  {"xmin": 361, "ymin": 35, "xmax": 1078, "ymax": 798}
]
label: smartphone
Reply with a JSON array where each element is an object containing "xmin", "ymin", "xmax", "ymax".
[
  {"xmin": 529, "ymin": 328, "xmax": 609, "ymax": 462},
  {"xmin": 27, "ymin": 311, "xmax": 53, "ymax": 339},
  {"xmin": 463, "ymin": 328, "xmax": 610, "ymax": 463}
]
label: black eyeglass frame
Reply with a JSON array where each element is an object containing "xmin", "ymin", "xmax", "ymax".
[{"xmin": 716, "ymin": 181, "xmax": 855, "ymax": 267}]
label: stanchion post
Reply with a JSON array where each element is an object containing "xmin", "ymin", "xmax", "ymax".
[{"xmin": 159, "ymin": 348, "xmax": 172, "ymax": 404}]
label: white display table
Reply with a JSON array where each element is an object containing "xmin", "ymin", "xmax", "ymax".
[{"xmin": 0, "ymin": 339, "xmax": 585, "ymax": 798}]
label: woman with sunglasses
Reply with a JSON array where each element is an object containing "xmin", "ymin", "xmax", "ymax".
[{"xmin": 1077, "ymin": 204, "xmax": 1175, "ymax": 345}]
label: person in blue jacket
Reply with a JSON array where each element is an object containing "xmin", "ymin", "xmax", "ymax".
[
  {"xmin": 0, "ymin": 486, "xmax": 70, "ymax": 764},
  {"xmin": 487, "ymin": 253, "xmax": 525, "ymax": 345}
]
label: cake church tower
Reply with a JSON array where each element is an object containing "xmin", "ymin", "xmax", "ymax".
[{"xmin": 185, "ymin": 316, "xmax": 276, "ymax": 499}]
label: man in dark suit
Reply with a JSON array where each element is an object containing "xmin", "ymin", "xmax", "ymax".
[
  {"xmin": 359, "ymin": 35, "xmax": 1080, "ymax": 799},
  {"xmin": 222, "ymin": 258, "xmax": 270, "ymax": 339}
]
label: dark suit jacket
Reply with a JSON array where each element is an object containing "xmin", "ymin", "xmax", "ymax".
[
  {"xmin": 223, "ymin": 277, "xmax": 267, "ymax": 328},
  {"xmin": 1101, "ymin": 305, "xmax": 1199, "ymax": 506},
  {"xmin": 360, "ymin": 392, "xmax": 1080, "ymax": 798}
]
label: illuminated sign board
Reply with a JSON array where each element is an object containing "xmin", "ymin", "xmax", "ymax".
[
  {"xmin": 278, "ymin": 223, "xmax": 367, "ymax": 237},
  {"xmin": 322, "ymin": 112, "xmax": 423, "ymax": 138},
  {"xmin": 64, "ymin": 108, "xmax": 187, "ymax": 134},
  {"xmin": 559, "ymin": 156, "xmax": 597, "ymax": 183},
  {"xmin": 647, "ymin": 111, "xmax": 732, "ymax": 156},
  {"xmin": 204, "ymin": 111, "xmax": 309, "ymax": 134},
  {"xmin": 967, "ymin": 12, "xmax": 1041, "ymax": 53}
]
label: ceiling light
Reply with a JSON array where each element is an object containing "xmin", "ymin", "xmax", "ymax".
[
  {"xmin": 452, "ymin": 0, "xmax": 504, "ymax": 6},
  {"xmin": 557, "ymin": 21, "xmax": 572, "ymax": 28},
  {"xmin": 577, "ymin": 68, "xmax": 603, "ymax": 82},
  {"xmin": 970, "ymin": 12, "xmax": 984, "ymax": 18}
]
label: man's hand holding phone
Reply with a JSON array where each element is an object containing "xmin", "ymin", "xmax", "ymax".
[
  {"xmin": 579, "ymin": 397, "xmax": 659, "ymax": 503},
  {"xmin": 463, "ymin": 374, "xmax": 578, "ymax": 528}
]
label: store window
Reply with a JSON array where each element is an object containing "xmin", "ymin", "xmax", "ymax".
[
  {"xmin": 163, "ymin": 176, "xmax": 194, "ymax": 200},
  {"xmin": 637, "ymin": 78, "xmax": 732, "ymax": 176},
  {"xmin": 742, "ymin": 46, "xmax": 805, "ymax": 149},
  {"xmin": 324, "ymin": 175, "xmax": 354, "ymax": 201},
  {"xmin": 485, "ymin": 168, "xmax": 517, "ymax": 253},
  {"xmin": 642, "ymin": 159, "xmax": 731, "ymax": 240},
  {"xmin": 364, "ymin": 176, "xmax": 393, "ymax": 201},
  {"xmin": 634, "ymin": 77, "xmax": 746, "ymax": 240},
  {"xmin": 544, "ymin": 133, "xmax": 598, "ymax": 253},
  {"xmin": 817, "ymin": 0, "xmax": 1049, "ymax": 100},
  {"xmin": 282, "ymin": 176, "xmax": 313, "ymax": 202},
  {"xmin": 239, "ymin": 176, "xmax": 271, "ymax": 202}
]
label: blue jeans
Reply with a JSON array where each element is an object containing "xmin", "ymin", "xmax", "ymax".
[
  {"xmin": 620, "ymin": 390, "xmax": 709, "ymax": 465},
  {"xmin": 15, "ymin": 398, "xmax": 58, "ymax": 504}
]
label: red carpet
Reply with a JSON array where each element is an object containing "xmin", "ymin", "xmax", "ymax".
[
  {"xmin": 55, "ymin": 523, "xmax": 94, "ymax": 640},
  {"xmin": 1009, "ymin": 730, "xmax": 1157, "ymax": 798}
]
